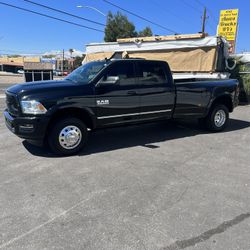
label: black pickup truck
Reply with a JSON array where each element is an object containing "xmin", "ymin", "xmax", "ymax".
[{"xmin": 4, "ymin": 59, "xmax": 239, "ymax": 155}]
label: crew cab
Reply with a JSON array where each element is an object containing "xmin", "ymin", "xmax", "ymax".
[{"xmin": 4, "ymin": 59, "xmax": 239, "ymax": 155}]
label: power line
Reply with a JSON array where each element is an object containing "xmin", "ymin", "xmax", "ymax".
[
  {"xmin": 24, "ymin": 0, "xmax": 106, "ymax": 27},
  {"xmin": 194, "ymin": 0, "xmax": 205, "ymax": 8},
  {"xmin": 206, "ymin": 9, "xmax": 218, "ymax": 25},
  {"xmin": 0, "ymin": 2, "xmax": 104, "ymax": 33},
  {"xmin": 150, "ymin": 0, "xmax": 190, "ymax": 25},
  {"xmin": 23, "ymin": 1, "xmax": 125, "ymax": 38},
  {"xmin": 193, "ymin": 0, "xmax": 217, "ymax": 25},
  {"xmin": 179, "ymin": 0, "xmax": 217, "ymax": 33},
  {"xmin": 206, "ymin": 19, "xmax": 216, "ymax": 34},
  {"xmin": 179, "ymin": 0, "xmax": 202, "ymax": 14},
  {"xmin": 152, "ymin": 0, "xmax": 215, "ymax": 34},
  {"xmin": 103, "ymin": 0, "xmax": 178, "ymax": 34}
]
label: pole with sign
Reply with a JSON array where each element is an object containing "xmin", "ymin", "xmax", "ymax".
[{"xmin": 217, "ymin": 9, "xmax": 239, "ymax": 53}]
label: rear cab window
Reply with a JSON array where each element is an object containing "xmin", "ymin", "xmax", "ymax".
[{"xmin": 136, "ymin": 61, "xmax": 169, "ymax": 86}]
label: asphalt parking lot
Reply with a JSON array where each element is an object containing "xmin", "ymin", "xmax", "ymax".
[{"xmin": 0, "ymin": 80, "xmax": 250, "ymax": 250}]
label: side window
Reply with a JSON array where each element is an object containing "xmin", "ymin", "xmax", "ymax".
[
  {"xmin": 101, "ymin": 61, "xmax": 135, "ymax": 86},
  {"xmin": 137, "ymin": 62, "xmax": 167, "ymax": 85}
]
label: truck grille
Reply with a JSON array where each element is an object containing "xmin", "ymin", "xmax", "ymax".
[{"xmin": 6, "ymin": 92, "xmax": 19, "ymax": 116}]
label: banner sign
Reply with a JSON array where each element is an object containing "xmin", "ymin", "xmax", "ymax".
[{"xmin": 217, "ymin": 9, "xmax": 239, "ymax": 53}]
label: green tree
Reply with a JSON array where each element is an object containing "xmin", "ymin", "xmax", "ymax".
[
  {"xmin": 104, "ymin": 11, "xmax": 137, "ymax": 42},
  {"xmin": 7, "ymin": 54, "xmax": 21, "ymax": 58},
  {"xmin": 69, "ymin": 48, "xmax": 74, "ymax": 58},
  {"xmin": 43, "ymin": 54, "xmax": 56, "ymax": 58},
  {"xmin": 137, "ymin": 26, "xmax": 153, "ymax": 37},
  {"xmin": 73, "ymin": 56, "xmax": 84, "ymax": 69}
]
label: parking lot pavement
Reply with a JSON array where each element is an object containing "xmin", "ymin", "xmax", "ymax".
[
  {"xmin": 0, "ymin": 75, "xmax": 24, "ymax": 95},
  {"xmin": 0, "ymin": 95, "xmax": 250, "ymax": 249}
]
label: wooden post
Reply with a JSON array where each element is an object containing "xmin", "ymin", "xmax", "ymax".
[{"xmin": 202, "ymin": 7, "xmax": 207, "ymax": 34}]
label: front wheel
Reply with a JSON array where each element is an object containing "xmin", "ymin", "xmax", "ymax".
[
  {"xmin": 205, "ymin": 104, "xmax": 229, "ymax": 132},
  {"xmin": 48, "ymin": 117, "xmax": 88, "ymax": 156}
]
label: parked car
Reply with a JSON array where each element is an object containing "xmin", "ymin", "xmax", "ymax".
[
  {"xmin": 53, "ymin": 70, "xmax": 63, "ymax": 76},
  {"xmin": 53, "ymin": 70, "xmax": 68, "ymax": 76},
  {"xmin": 4, "ymin": 59, "xmax": 239, "ymax": 155},
  {"xmin": 17, "ymin": 69, "xmax": 24, "ymax": 74}
]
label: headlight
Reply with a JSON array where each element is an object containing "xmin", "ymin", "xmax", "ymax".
[{"xmin": 21, "ymin": 100, "xmax": 47, "ymax": 114}]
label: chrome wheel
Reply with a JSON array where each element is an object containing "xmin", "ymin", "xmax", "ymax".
[
  {"xmin": 59, "ymin": 125, "xmax": 82, "ymax": 149},
  {"xmin": 214, "ymin": 110, "xmax": 226, "ymax": 127}
]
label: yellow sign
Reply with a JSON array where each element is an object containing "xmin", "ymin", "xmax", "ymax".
[{"xmin": 218, "ymin": 9, "xmax": 239, "ymax": 41}]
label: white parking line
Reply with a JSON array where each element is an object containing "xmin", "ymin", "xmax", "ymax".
[{"xmin": 0, "ymin": 95, "xmax": 5, "ymax": 99}]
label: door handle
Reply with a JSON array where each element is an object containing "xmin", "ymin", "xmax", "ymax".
[{"xmin": 127, "ymin": 91, "xmax": 137, "ymax": 95}]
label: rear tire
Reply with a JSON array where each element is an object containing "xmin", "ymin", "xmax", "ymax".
[
  {"xmin": 48, "ymin": 117, "xmax": 88, "ymax": 156},
  {"xmin": 205, "ymin": 104, "xmax": 229, "ymax": 132}
]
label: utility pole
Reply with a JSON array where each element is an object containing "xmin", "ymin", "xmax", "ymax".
[
  {"xmin": 201, "ymin": 7, "xmax": 207, "ymax": 34},
  {"xmin": 61, "ymin": 49, "xmax": 64, "ymax": 73}
]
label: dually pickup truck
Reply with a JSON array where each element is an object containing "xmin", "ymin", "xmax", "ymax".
[{"xmin": 4, "ymin": 59, "xmax": 239, "ymax": 155}]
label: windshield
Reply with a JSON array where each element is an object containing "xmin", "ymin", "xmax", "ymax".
[{"xmin": 65, "ymin": 61, "xmax": 106, "ymax": 84}]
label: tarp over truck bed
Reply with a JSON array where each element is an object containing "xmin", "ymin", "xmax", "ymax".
[{"xmin": 84, "ymin": 34, "xmax": 230, "ymax": 74}]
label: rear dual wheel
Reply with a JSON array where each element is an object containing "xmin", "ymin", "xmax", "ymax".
[{"xmin": 201, "ymin": 104, "xmax": 229, "ymax": 132}]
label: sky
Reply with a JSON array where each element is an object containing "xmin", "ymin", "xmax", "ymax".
[{"xmin": 0, "ymin": 0, "xmax": 249, "ymax": 55}]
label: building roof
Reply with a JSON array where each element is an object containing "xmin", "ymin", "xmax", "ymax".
[
  {"xmin": 0, "ymin": 61, "xmax": 23, "ymax": 67},
  {"xmin": 24, "ymin": 62, "xmax": 53, "ymax": 70}
]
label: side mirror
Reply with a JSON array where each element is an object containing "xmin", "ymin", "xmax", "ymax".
[{"xmin": 98, "ymin": 76, "xmax": 120, "ymax": 86}]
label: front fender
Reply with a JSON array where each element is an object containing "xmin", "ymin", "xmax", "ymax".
[{"xmin": 46, "ymin": 102, "xmax": 97, "ymax": 129}]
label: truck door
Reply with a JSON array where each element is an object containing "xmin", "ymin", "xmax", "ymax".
[
  {"xmin": 136, "ymin": 61, "xmax": 175, "ymax": 120},
  {"xmin": 95, "ymin": 61, "xmax": 140, "ymax": 126}
]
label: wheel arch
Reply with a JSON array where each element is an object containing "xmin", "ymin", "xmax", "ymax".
[
  {"xmin": 46, "ymin": 107, "xmax": 96, "ymax": 135},
  {"xmin": 209, "ymin": 94, "xmax": 233, "ymax": 113}
]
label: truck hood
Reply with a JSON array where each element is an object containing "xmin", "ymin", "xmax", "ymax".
[
  {"xmin": 6, "ymin": 79, "xmax": 94, "ymax": 105},
  {"xmin": 6, "ymin": 79, "xmax": 80, "ymax": 94}
]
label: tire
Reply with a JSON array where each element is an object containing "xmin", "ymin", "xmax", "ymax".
[
  {"xmin": 205, "ymin": 104, "xmax": 229, "ymax": 132},
  {"xmin": 48, "ymin": 117, "xmax": 88, "ymax": 156}
]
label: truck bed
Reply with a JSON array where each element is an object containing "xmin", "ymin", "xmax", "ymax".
[{"xmin": 173, "ymin": 79, "xmax": 238, "ymax": 118}]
